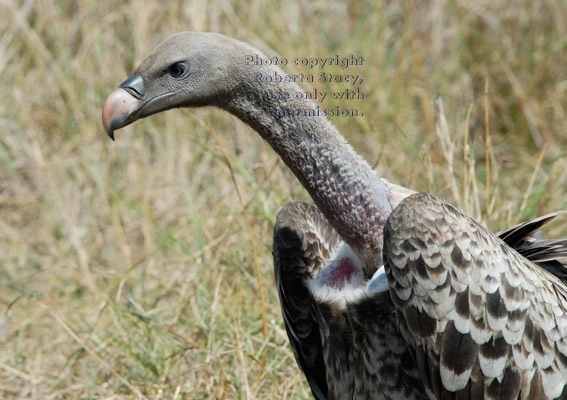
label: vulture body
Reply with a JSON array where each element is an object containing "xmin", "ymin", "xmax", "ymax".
[
  {"xmin": 274, "ymin": 199, "xmax": 567, "ymax": 399},
  {"xmin": 102, "ymin": 32, "xmax": 567, "ymax": 399}
]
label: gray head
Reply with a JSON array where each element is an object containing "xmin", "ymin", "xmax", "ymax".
[{"xmin": 102, "ymin": 32, "xmax": 261, "ymax": 139}]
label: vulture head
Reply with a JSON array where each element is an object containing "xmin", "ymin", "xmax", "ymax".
[{"xmin": 102, "ymin": 32, "xmax": 254, "ymax": 139}]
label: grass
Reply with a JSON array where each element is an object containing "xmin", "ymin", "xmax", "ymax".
[{"xmin": 1, "ymin": 0, "xmax": 566, "ymax": 398}]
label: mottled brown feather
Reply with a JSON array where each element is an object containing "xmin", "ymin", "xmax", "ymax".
[
  {"xmin": 384, "ymin": 193, "xmax": 567, "ymax": 399},
  {"xmin": 274, "ymin": 201, "xmax": 428, "ymax": 399},
  {"xmin": 273, "ymin": 201, "xmax": 340, "ymax": 400}
]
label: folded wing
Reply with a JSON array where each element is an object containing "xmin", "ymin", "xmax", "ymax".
[{"xmin": 384, "ymin": 193, "xmax": 567, "ymax": 399}]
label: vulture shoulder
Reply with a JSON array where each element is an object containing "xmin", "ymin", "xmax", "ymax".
[{"xmin": 384, "ymin": 192, "xmax": 567, "ymax": 399}]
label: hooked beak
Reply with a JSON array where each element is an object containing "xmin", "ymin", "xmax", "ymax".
[{"xmin": 102, "ymin": 73, "xmax": 145, "ymax": 140}]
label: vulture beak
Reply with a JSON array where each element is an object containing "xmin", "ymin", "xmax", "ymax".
[{"xmin": 102, "ymin": 73, "xmax": 145, "ymax": 140}]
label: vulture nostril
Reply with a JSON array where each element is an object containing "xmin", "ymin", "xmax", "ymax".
[{"xmin": 119, "ymin": 73, "xmax": 145, "ymax": 99}]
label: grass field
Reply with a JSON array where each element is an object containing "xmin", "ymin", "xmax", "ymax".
[{"xmin": 1, "ymin": 0, "xmax": 566, "ymax": 398}]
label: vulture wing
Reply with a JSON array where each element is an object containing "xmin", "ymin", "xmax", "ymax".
[
  {"xmin": 273, "ymin": 201, "xmax": 342, "ymax": 400},
  {"xmin": 384, "ymin": 192, "xmax": 567, "ymax": 399}
]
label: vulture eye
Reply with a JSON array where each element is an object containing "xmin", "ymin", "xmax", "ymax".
[{"xmin": 168, "ymin": 63, "xmax": 186, "ymax": 78}]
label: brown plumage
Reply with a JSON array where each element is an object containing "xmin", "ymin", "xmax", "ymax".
[
  {"xmin": 384, "ymin": 193, "xmax": 567, "ymax": 399},
  {"xmin": 274, "ymin": 198, "xmax": 567, "ymax": 399},
  {"xmin": 102, "ymin": 32, "xmax": 567, "ymax": 399},
  {"xmin": 274, "ymin": 201, "xmax": 426, "ymax": 399}
]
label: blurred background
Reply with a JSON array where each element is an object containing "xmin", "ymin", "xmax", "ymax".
[{"xmin": 1, "ymin": 0, "xmax": 566, "ymax": 398}]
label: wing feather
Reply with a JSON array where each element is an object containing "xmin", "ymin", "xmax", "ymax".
[
  {"xmin": 498, "ymin": 212, "xmax": 567, "ymax": 281},
  {"xmin": 384, "ymin": 193, "xmax": 567, "ymax": 399},
  {"xmin": 273, "ymin": 201, "xmax": 342, "ymax": 400}
]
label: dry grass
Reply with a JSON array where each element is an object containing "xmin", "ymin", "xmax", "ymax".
[{"xmin": 1, "ymin": 0, "xmax": 566, "ymax": 398}]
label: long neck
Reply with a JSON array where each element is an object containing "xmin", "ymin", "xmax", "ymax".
[{"xmin": 221, "ymin": 65, "xmax": 393, "ymax": 274}]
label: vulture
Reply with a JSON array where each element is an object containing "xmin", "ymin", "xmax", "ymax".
[{"xmin": 102, "ymin": 32, "xmax": 567, "ymax": 399}]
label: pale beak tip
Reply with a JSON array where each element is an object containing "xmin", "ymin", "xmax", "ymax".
[{"xmin": 101, "ymin": 87, "xmax": 141, "ymax": 141}]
